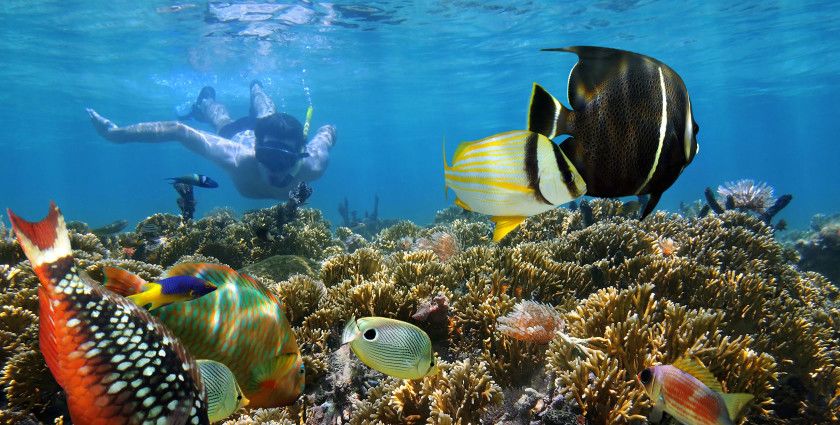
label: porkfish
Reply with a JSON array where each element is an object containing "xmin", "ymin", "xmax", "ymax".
[
  {"xmin": 7, "ymin": 203, "xmax": 209, "ymax": 425},
  {"xmin": 443, "ymin": 130, "xmax": 586, "ymax": 242},
  {"xmin": 638, "ymin": 357, "xmax": 753, "ymax": 425},
  {"xmin": 528, "ymin": 46, "xmax": 700, "ymax": 219},
  {"xmin": 105, "ymin": 263, "xmax": 305, "ymax": 408}
]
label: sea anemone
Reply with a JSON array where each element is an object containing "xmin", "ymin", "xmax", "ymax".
[
  {"xmin": 496, "ymin": 300, "xmax": 564, "ymax": 344},
  {"xmin": 717, "ymin": 179, "xmax": 776, "ymax": 214}
]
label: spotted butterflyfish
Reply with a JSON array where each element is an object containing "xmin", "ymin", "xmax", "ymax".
[
  {"xmin": 342, "ymin": 316, "xmax": 439, "ymax": 380},
  {"xmin": 638, "ymin": 357, "xmax": 753, "ymax": 425},
  {"xmin": 104, "ymin": 263, "xmax": 304, "ymax": 408},
  {"xmin": 443, "ymin": 130, "xmax": 586, "ymax": 242},
  {"xmin": 7, "ymin": 203, "xmax": 210, "ymax": 425},
  {"xmin": 527, "ymin": 46, "xmax": 699, "ymax": 219},
  {"xmin": 104, "ymin": 267, "xmax": 217, "ymax": 310}
]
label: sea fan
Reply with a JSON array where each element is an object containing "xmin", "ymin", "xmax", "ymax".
[
  {"xmin": 717, "ymin": 179, "xmax": 777, "ymax": 214},
  {"xmin": 497, "ymin": 300, "xmax": 564, "ymax": 344}
]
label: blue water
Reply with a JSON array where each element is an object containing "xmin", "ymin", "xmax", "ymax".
[{"xmin": 1, "ymin": 1, "xmax": 838, "ymax": 230}]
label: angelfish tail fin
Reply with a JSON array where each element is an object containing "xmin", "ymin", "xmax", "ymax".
[
  {"xmin": 341, "ymin": 316, "xmax": 359, "ymax": 345},
  {"xmin": 528, "ymin": 83, "xmax": 573, "ymax": 139}
]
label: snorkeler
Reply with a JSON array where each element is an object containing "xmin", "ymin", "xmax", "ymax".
[{"xmin": 87, "ymin": 81, "xmax": 336, "ymax": 199}]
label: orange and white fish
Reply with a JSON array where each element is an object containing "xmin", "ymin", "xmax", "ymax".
[
  {"xmin": 637, "ymin": 357, "xmax": 753, "ymax": 425},
  {"xmin": 8, "ymin": 203, "xmax": 209, "ymax": 425},
  {"xmin": 443, "ymin": 130, "xmax": 586, "ymax": 242}
]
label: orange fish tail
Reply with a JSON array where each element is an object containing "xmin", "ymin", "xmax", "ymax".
[{"xmin": 103, "ymin": 266, "xmax": 148, "ymax": 296}]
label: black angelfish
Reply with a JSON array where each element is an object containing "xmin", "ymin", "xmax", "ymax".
[{"xmin": 527, "ymin": 46, "xmax": 700, "ymax": 219}]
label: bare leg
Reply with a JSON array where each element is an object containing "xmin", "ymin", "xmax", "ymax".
[
  {"xmin": 250, "ymin": 80, "xmax": 276, "ymax": 119},
  {"xmin": 191, "ymin": 87, "xmax": 234, "ymax": 132}
]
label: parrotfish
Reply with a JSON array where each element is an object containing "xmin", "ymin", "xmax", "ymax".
[
  {"xmin": 167, "ymin": 174, "xmax": 219, "ymax": 188},
  {"xmin": 104, "ymin": 267, "xmax": 217, "ymax": 310},
  {"xmin": 91, "ymin": 219, "xmax": 128, "ymax": 237},
  {"xmin": 197, "ymin": 359, "xmax": 249, "ymax": 423},
  {"xmin": 443, "ymin": 130, "xmax": 586, "ymax": 241},
  {"xmin": 527, "ymin": 46, "xmax": 700, "ymax": 219},
  {"xmin": 7, "ymin": 203, "xmax": 209, "ymax": 425},
  {"xmin": 342, "ymin": 316, "xmax": 439, "ymax": 380},
  {"xmin": 638, "ymin": 357, "xmax": 753, "ymax": 425},
  {"xmin": 105, "ymin": 263, "xmax": 304, "ymax": 407}
]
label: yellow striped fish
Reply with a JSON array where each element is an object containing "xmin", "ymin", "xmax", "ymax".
[
  {"xmin": 443, "ymin": 130, "xmax": 586, "ymax": 241},
  {"xmin": 342, "ymin": 317, "xmax": 439, "ymax": 380},
  {"xmin": 198, "ymin": 359, "xmax": 249, "ymax": 423},
  {"xmin": 638, "ymin": 357, "xmax": 753, "ymax": 425}
]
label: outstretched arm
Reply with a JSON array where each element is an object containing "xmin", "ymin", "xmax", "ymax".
[
  {"xmin": 297, "ymin": 125, "xmax": 337, "ymax": 181},
  {"xmin": 86, "ymin": 108, "xmax": 251, "ymax": 169}
]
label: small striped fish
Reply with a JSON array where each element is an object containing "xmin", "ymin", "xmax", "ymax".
[
  {"xmin": 342, "ymin": 316, "xmax": 438, "ymax": 380},
  {"xmin": 638, "ymin": 357, "xmax": 753, "ymax": 425},
  {"xmin": 443, "ymin": 130, "xmax": 586, "ymax": 242},
  {"xmin": 197, "ymin": 359, "xmax": 248, "ymax": 423},
  {"xmin": 8, "ymin": 203, "xmax": 209, "ymax": 425}
]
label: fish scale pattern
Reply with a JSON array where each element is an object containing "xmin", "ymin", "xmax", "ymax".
[{"xmin": 45, "ymin": 261, "xmax": 209, "ymax": 425}]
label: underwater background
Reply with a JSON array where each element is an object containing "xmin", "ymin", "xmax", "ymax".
[
  {"xmin": 3, "ymin": 1, "xmax": 840, "ymax": 425},
  {"xmin": 1, "ymin": 0, "xmax": 839, "ymax": 229}
]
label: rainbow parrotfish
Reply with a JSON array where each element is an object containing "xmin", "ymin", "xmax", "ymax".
[
  {"xmin": 104, "ymin": 263, "xmax": 304, "ymax": 408},
  {"xmin": 7, "ymin": 203, "xmax": 209, "ymax": 425},
  {"xmin": 637, "ymin": 357, "xmax": 753, "ymax": 425}
]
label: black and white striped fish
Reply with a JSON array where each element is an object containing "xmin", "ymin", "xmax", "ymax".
[{"xmin": 528, "ymin": 46, "xmax": 700, "ymax": 219}]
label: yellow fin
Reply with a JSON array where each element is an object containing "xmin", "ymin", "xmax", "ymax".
[
  {"xmin": 491, "ymin": 216, "xmax": 526, "ymax": 242},
  {"xmin": 454, "ymin": 197, "xmax": 471, "ymax": 211},
  {"xmin": 672, "ymin": 357, "xmax": 723, "ymax": 393},
  {"xmin": 720, "ymin": 392, "xmax": 754, "ymax": 421}
]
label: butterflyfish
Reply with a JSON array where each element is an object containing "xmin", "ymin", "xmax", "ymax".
[
  {"xmin": 527, "ymin": 46, "xmax": 699, "ymax": 219},
  {"xmin": 638, "ymin": 357, "xmax": 753, "ymax": 425},
  {"xmin": 7, "ymin": 203, "xmax": 209, "ymax": 425},
  {"xmin": 103, "ymin": 263, "xmax": 304, "ymax": 408},
  {"xmin": 342, "ymin": 316, "xmax": 439, "ymax": 380},
  {"xmin": 104, "ymin": 267, "xmax": 217, "ymax": 310},
  {"xmin": 443, "ymin": 130, "xmax": 586, "ymax": 242},
  {"xmin": 198, "ymin": 359, "xmax": 249, "ymax": 423}
]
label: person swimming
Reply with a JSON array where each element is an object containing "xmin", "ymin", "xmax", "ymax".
[{"xmin": 87, "ymin": 81, "xmax": 336, "ymax": 200}]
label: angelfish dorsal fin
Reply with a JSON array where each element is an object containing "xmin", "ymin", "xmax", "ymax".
[{"xmin": 672, "ymin": 357, "xmax": 724, "ymax": 393}]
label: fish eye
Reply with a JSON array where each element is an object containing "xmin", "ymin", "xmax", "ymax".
[
  {"xmin": 639, "ymin": 368, "xmax": 653, "ymax": 385},
  {"xmin": 237, "ymin": 394, "xmax": 242, "ymax": 401},
  {"xmin": 299, "ymin": 364, "xmax": 305, "ymax": 375},
  {"xmin": 363, "ymin": 329, "xmax": 377, "ymax": 341}
]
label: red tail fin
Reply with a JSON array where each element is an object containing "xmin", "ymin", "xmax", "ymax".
[
  {"xmin": 103, "ymin": 267, "xmax": 148, "ymax": 296},
  {"xmin": 7, "ymin": 202, "xmax": 72, "ymax": 270}
]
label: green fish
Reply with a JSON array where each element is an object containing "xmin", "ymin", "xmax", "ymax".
[
  {"xmin": 105, "ymin": 263, "xmax": 304, "ymax": 408},
  {"xmin": 198, "ymin": 359, "xmax": 249, "ymax": 423},
  {"xmin": 342, "ymin": 316, "xmax": 439, "ymax": 380}
]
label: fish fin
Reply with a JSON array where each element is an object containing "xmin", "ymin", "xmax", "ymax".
[
  {"xmin": 7, "ymin": 203, "xmax": 71, "ymax": 387},
  {"xmin": 442, "ymin": 136, "xmax": 450, "ymax": 200},
  {"xmin": 648, "ymin": 396, "xmax": 664, "ymax": 423},
  {"xmin": 454, "ymin": 197, "xmax": 472, "ymax": 212},
  {"xmin": 720, "ymin": 392, "xmax": 754, "ymax": 421},
  {"xmin": 103, "ymin": 266, "xmax": 148, "ymax": 296},
  {"xmin": 672, "ymin": 357, "xmax": 724, "ymax": 393},
  {"xmin": 490, "ymin": 216, "xmax": 526, "ymax": 242},
  {"xmin": 342, "ymin": 316, "xmax": 360, "ymax": 345},
  {"xmin": 542, "ymin": 46, "xmax": 630, "ymax": 110},
  {"xmin": 528, "ymin": 83, "xmax": 572, "ymax": 139},
  {"xmin": 640, "ymin": 191, "xmax": 663, "ymax": 220},
  {"xmin": 538, "ymin": 134, "xmax": 587, "ymax": 203},
  {"xmin": 166, "ymin": 262, "xmax": 264, "ymax": 291}
]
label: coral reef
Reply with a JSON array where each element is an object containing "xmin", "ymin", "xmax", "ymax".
[
  {"xmin": 702, "ymin": 179, "xmax": 792, "ymax": 230},
  {"xmin": 2, "ymin": 199, "xmax": 839, "ymax": 424},
  {"xmin": 338, "ymin": 195, "xmax": 397, "ymax": 239},
  {"xmin": 793, "ymin": 212, "xmax": 840, "ymax": 284}
]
